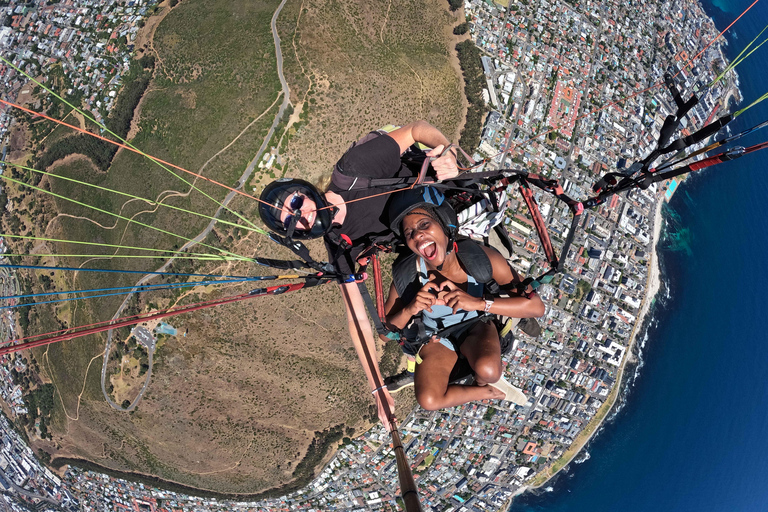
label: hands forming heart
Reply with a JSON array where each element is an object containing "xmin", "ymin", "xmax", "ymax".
[
  {"xmin": 429, "ymin": 280, "xmax": 482, "ymax": 314},
  {"xmin": 409, "ymin": 278, "xmax": 484, "ymax": 316}
]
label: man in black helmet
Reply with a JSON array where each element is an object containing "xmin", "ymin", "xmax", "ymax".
[{"xmin": 259, "ymin": 121, "xmax": 460, "ymax": 430}]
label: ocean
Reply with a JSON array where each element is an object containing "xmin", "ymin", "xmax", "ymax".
[{"xmin": 509, "ymin": 1, "xmax": 768, "ymax": 510}]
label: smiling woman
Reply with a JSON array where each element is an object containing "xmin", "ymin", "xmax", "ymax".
[
  {"xmin": 258, "ymin": 178, "xmax": 331, "ymax": 239},
  {"xmin": 383, "ymin": 186, "xmax": 546, "ymax": 411}
]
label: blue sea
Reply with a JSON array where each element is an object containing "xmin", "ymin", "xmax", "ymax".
[{"xmin": 510, "ymin": 1, "xmax": 768, "ymax": 511}]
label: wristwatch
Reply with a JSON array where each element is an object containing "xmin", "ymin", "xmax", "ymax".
[{"xmin": 483, "ymin": 299, "xmax": 494, "ymax": 313}]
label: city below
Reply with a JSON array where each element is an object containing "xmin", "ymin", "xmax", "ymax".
[{"xmin": 0, "ymin": 0, "xmax": 741, "ymax": 510}]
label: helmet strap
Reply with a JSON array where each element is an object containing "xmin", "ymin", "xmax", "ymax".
[
  {"xmin": 285, "ymin": 209, "xmax": 302, "ymax": 239},
  {"xmin": 436, "ymin": 238, "xmax": 457, "ymax": 272}
]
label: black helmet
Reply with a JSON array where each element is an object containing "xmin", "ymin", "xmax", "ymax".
[
  {"xmin": 388, "ymin": 186, "xmax": 458, "ymax": 242},
  {"xmin": 258, "ymin": 178, "xmax": 333, "ymax": 240}
]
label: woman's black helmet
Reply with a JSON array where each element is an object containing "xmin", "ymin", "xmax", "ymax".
[
  {"xmin": 258, "ymin": 178, "xmax": 333, "ymax": 240},
  {"xmin": 387, "ymin": 185, "xmax": 458, "ymax": 241}
]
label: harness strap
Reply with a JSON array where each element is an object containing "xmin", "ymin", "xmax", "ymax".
[
  {"xmin": 252, "ymin": 256, "xmax": 314, "ymax": 271},
  {"xmin": 371, "ymin": 253, "xmax": 387, "ymax": 325},
  {"xmin": 518, "ymin": 180, "xmax": 558, "ymax": 270},
  {"xmin": 269, "ymin": 232, "xmax": 336, "ymax": 274},
  {"xmin": 356, "ymin": 279, "xmax": 391, "ymax": 337},
  {"xmin": 411, "ymin": 314, "xmax": 488, "ymax": 347},
  {"xmin": 657, "ymin": 113, "xmax": 733, "ymax": 155}
]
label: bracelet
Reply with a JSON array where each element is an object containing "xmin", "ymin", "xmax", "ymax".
[{"xmin": 371, "ymin": 385, "xmax": 388, "ymax": 395}]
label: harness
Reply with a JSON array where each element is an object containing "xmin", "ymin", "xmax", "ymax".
[
  {"xmin": 390, "ymin": 239, "xmax": 502, "ymax": 355},
  {"xmin": 331, "ymin": 128, "xmax": 430, "ymax": 191}
]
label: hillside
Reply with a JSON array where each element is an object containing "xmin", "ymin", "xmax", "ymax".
[{"xmin": 7, "ymin": 0, "xmax": 468, "ymax": 495}]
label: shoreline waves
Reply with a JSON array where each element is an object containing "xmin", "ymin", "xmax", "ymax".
[{"xmin": 509, "ymin": 189, "xmax": 666, "ymax": 502}]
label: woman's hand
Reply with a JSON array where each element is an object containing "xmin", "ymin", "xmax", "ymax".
[
  {"xmin": 439, "ymin": 281, "xmax": 485, "ymax": 314},
  {"xmin": 406, "ymin": 280, "xmax": 441, "ymax": 316}
]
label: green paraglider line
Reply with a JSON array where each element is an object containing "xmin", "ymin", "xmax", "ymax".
[
  {"xmin": 0, "ymin": 161, "xmax": 264, "ymax": 234},
  {"xmin": 0, "ymin": 233, "xmax": 250, "ymax": 261},
  {"xmin": 0, "ymin": 56, "xmax": 264, "ymax": 233},
  {"xmin": 710, "ymin": 22, "xmax": 768, "ymax": 86},
  {"xmin": 0, "ymin": 174, "xmax": 248, "ymax": 261}
]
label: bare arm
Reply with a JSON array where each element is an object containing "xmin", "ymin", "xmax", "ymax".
[
  {"xmin": 338, "ymin": 282, "xmax": 396, "ymax": 430},
  {"xmin": 387, "ymin": 121, "xmax": 459, "ymax": 180},
  {"xmin": 484, "ymin": 246, "xmax": 546, "ymax": 318},
  {"xmin": 388, "ymin": 121, "xmax": 450, "ymax": 153},
  {"xmin": 384, "ymin": 275, "xmax": 452, "ymax": 330},
  {"xmin": 439, "ymin": 246, "xmax": 546, "ymax": 318}
]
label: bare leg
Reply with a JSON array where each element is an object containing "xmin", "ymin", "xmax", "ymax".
[
  {"xmin": 459, "ymin": 320, "xmax": 502, "ymax": 386},
  {"xmin": 414, "ymin": 339, "xmax": 504, "ymax": 410}
]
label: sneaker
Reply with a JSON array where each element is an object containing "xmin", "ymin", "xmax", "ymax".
[
  {"xmin": 489, "ymin": 377, "xmax": 528, "ymax": 406},
  {"xmin": 385, "ymin": 370, "xmax": 414, "ymax": 393},
  {"xmin": 518, "ymin": 317, "xmax": 542, "ymax": 338}
]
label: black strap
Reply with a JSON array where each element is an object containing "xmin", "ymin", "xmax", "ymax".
[
  {"xmin": 593, "ymin": 73, "xmax": 702, "ymax": 194},
  {"xmin": 252, "ymin": 256, "xmax": 312, "ymax": 271},
  {"xmin": 657, "ymin": 114, "xmax": 733, "ymax": 155},
  {"xmin": 269, "ymin": 232, "xmax": 335, "ymax": 274},
  {"xmin": 411, "ymin": 314, "xmax": 487, "ymax": 346},
  {"xmin": 356, "ymin": 280, "xmax": 392, "ymax": 337}
]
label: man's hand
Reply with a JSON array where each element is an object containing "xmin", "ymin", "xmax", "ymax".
[
  {"xmin": 373, "ymin": 387, "xmax": 396, "ymax": 431},
  {"xmin": 427, "ymin": 144, "xmax": 459, "ymax": 181}
]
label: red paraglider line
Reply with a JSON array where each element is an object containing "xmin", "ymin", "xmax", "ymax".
[{"xmin": 0, "ymin": 282, "xmax": 312, "ymax": 356}]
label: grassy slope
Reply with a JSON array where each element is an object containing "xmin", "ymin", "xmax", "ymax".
[
  {"xmin": 274, "ymin": 0, "xmax": 464, "ymax": 183},
  {"xmin": 37, "ymin": 0, "xmax": 464, "ymax": 495}
]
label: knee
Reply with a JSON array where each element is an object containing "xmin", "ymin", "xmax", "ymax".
[
  {"xmin": 473, "ymin": 358, "xmax": 502, "ymax": 384},
  {"xmin": 416, "ymin": 389, "xmax": 442, "ymax": 411}
]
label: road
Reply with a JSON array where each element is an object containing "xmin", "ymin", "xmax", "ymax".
[
  {"xmin": 0, "ymin": 468, "xmax": 67, "ymax": 510},
  {"xmin": 100, "ymin": 0, "xmax": 293, "ymax": 410}
]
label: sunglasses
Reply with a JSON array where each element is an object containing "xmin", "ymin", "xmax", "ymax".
[{"xmin": 282, "ymin": 193, "xmax": 306, "ymax": 230}]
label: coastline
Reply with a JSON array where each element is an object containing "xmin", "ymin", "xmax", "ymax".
[{"xmin": 514, "ymin": 189, "xmax": 666, "ymax": 498}]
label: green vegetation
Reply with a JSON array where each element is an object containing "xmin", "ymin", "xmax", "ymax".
[
  {"xmin": 292, "ymin": 425, "xmax": 344, "ymax": 479},
  {"xmin": 8, "ymin": 354, "xmax": 56, "ymax": 440},
  {"xmin": 574, "ymin": 279, "xmax": 592, "ymax": 301},
  {"xmin": 36, "ymin": 57, "xmax": 155, "ymax": 172},
  {"xmin": 456, "ymin": 40, "xmax": 487, "ymax": 151},
  {"xmin": 453, "ymin": 22, "xmax": 469, "ymax": 35},
  {"xmin": 20, "ymin": 0, "xmax": 287, "ymax": 490},
  {"xmin": 483, "ymin": 406, "xmax": 497, "ymax": 421},
  {"xmin": 447, "ymin": 0, "xmax": 462, "ymax": 11}
]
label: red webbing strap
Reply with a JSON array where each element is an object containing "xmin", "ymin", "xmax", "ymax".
[
  {"xmin": 0, "ymin": 283, "xmax": 311, "ymax": 356},
  {"xmin": 689, "ymin": 155, "xmax": 725, "ymax": 171},
  {"xmin": 371, "ymin": 253, "xmax": 386, "ymax": 324},
  {"xmin": 519, "ymin": 180, "xmax": 558, "ymax": 269},
  {"xmin": 416, "ymin": 154, "xmax": 430, "ymax": 185}
]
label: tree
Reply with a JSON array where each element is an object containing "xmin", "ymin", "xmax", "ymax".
[{"xmin": 453, "ymin": 22, "xmax": 469, "ymax": 35}]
